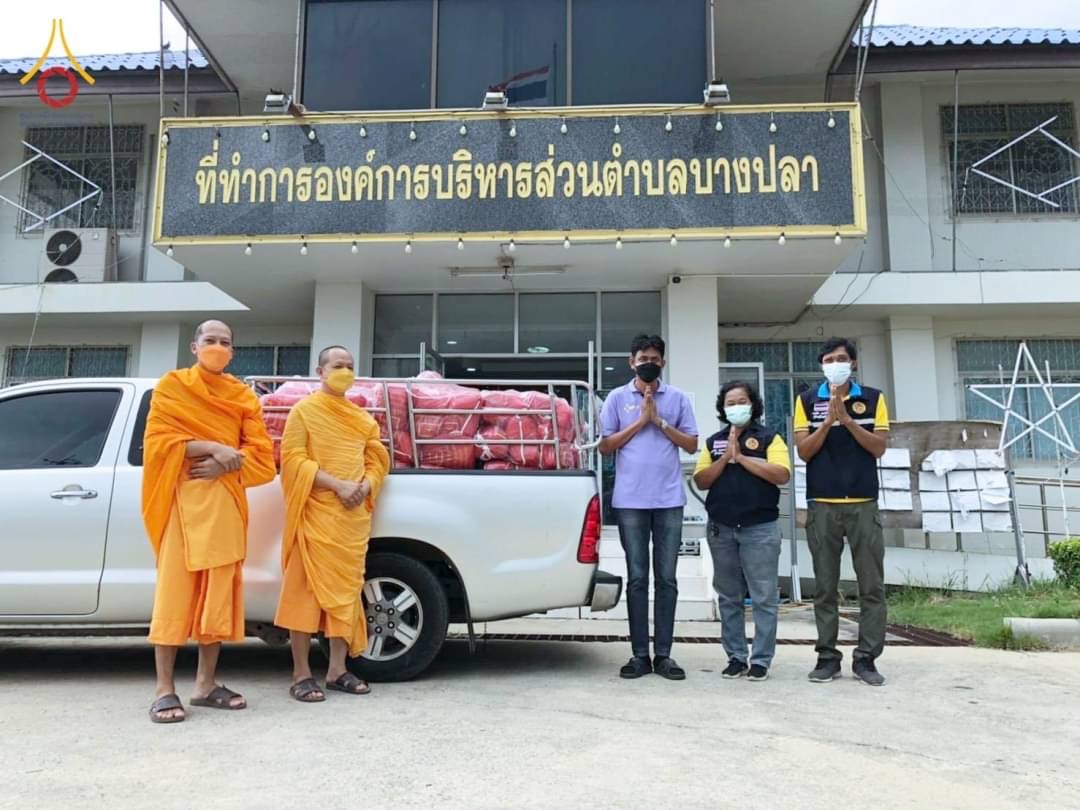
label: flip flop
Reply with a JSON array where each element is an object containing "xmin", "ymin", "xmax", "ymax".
[
  {"xmin": 149, "ymin": 693, "xmax": 186, "ymax": 724},
  {"xmin": 190, "ymin": 684, "xmax": 246, "ymax": 710},
  {"xmin": 289, "ymin": 677, "xmax": 326, "ymax": 703},
  {"xmin": 325, "ymin": 672, "xmax": 370, "ymax": 695}
]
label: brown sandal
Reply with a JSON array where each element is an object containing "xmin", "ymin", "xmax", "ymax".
[
  {"xmin": 190, "ymin": 684, "xmax": 246, "ymax": 710},
  {"xmin": 326, "ymin": 672, "xmax": 370, "ymax": 695},
  {"xmin": 289, "ymin": 677, "xmax": 326, "ymax": 703},
  {"xmin": 149, "ymin": 693, "xmax": 186, "ymax": 724}
]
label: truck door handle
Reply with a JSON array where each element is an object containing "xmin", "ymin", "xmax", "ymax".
[{"xmin": 50, "ymin": 488, "xmax": 98, "ymax": 500}]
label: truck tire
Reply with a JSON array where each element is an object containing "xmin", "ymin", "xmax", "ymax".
[{"xmin": 341, "ymin": 552, "xmax": 449, "ymax": 683}]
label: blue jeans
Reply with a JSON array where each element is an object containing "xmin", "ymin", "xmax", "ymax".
[
  {"xmin": 706, "ymin": 520, "xmax": 782, "ymax": 668},
  {"xmin": 616, "ymin": 507, "xmax": 683, "ymax": 658}
]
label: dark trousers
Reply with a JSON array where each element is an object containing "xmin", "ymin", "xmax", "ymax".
[
  {"xmin": 806, "ymin": 500, "xmax": 887, "ymax": 663},
  {"xmin": 616, "ymin": 507, "xmax": 683, "ymax": 658}
]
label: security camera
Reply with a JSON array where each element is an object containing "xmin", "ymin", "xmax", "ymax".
[{"xmin": 672, "ymin": 275, "xmax": 682, "ymax": 284}]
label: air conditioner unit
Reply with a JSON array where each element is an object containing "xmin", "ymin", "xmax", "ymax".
[{"xmin": 37, "ymin": 227, "xmax": 116, "ymax": 283}]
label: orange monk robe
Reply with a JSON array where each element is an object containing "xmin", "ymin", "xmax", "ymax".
[
  {"xmin": 275, "ymin": 391, "xmax": 390, "ymax": 657},
  {"xmin": 142, "ymin": 365, "xmax": 276, "ymax": 646}
]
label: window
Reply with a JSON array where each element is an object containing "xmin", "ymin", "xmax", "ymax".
[
  {"xmin": 0, "ymin": 389, "xmax": 121, "ymax": 470},
  {"xmin": 437, "ymin": 0, "xmax": 566, "ymax": 108},
  {"xmin": 230, "ymin": 346, "xmax": 312, "ymax": 378},
  {"xmin": 519, "ymin": 293, "xmax": 595, "ymax": 353},
  {"xmin": 572, "ymin": 0, "xmax": 706, "ymax": 105},
  {"xmin": 723, "ymin": 341, "xmax": 823, "ymax": 438},
  {"xmin": 957, "ymin": 339, "xmax": 1080, "ymax": 460},
  {"xmin": 943, "ymin": 103, "xmax": 1079, "ymax": 216},
  {"xmin": 3, "ymin": 346, "xmax": 129, "ymax": 387},
  {"xmin": 21, "ymin": 125, "xmax": 144, "ymax": 232},
  {"xmin": 128, "ymin": 390, "xmax": 152, "ymax": 466},
  {"xmin": 303, "ymin": 0, "xmax": 433, "ymax": 111},
  {"xmin": 438, "ymin": 294, "xmax": 515, "ymax": 353}
]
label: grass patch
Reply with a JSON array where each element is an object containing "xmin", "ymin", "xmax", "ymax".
[{"xmin": 887, "ymin": 580, "xmax": 1080, "ymax": 649}]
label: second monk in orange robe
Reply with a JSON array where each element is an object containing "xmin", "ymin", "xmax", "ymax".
[{"xmin": 275, "ymin": 345, "xmax": 390, "ymax": 701}]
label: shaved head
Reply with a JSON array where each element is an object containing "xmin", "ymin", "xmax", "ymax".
[
  {"xmin": 317, "ymin": 345, "xmax": 353, "ymax": 368},
  {"xmin": 194, "ymin": 319, "xmax": 234, "ymax": 343}
]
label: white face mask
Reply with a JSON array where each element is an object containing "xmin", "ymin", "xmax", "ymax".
[
  {"xmin": 724, "ymin": 404, "xmax": 753, "ymax": 427},
  {"xmin": 822, "ymin": 361, "xmax": 852, "ymax": 386}
]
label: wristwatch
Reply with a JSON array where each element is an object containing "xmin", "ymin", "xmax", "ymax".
[{"xmin": 659, "ymin": 418, "xmax": 670, "ymax": 431}]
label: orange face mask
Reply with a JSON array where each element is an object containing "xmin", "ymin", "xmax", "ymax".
[{"xmin": 197, "ymin": 344, "xmax": 232, "ymax": 373}]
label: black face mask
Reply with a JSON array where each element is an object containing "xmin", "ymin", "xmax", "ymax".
[{"xmin": 635, "ymin": 362, "xmax": 662, "ymax": 383}]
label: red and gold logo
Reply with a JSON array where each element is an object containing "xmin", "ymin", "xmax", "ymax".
[
  {"xmin": 20, "ymin": 19, "xmax": 94, "ymax": 109},
  {"xmin": 745, "ymin": 437, "xmax": 760, "ymax": 450},
  {"xmin": 852, "ymin": 401, "xmax": 867, "ymax": 415}
]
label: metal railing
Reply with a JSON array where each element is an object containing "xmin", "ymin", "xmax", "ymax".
[{"xmin": 1013, "ymin": 475, "xmax": 1080, "ymax": 554}]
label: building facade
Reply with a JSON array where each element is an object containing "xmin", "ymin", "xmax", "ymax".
[{"xmin": 2, "ymin": 3, "xmax": 1079, "ymax": 607}]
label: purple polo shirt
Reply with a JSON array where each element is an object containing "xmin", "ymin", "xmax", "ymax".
[{"xmin": 600, "ymin": 380, "xmax": 698, "ymax": 510}]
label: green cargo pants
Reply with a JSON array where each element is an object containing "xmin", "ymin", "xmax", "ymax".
[{"xmin": 806, "ymin": 500, "xmax": 886, "ymax": 663}]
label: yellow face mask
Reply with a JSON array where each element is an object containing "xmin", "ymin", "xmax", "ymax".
[{"xmin": 325, "ymin": 367, "xmax": 355, "ymax": 395}]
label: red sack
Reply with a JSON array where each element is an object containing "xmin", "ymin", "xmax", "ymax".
[{"xmin": 352, "ymin": 380, "xmax": 412, "ymax": 467}]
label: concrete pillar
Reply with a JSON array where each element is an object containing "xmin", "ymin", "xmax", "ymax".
[
  {"xmin": 887, "ymin": 315, "xmax": 939, "ymax": 421},
  {"xmin": 665, "ymin": 276, "xmax": 720, "ymax": 443},
  {"xmin": 310, "ymin": 282, "xmax": 370, "ymax": 372},
  {"xmin": 137, "ymin": 322, "xmax": 184, "ymax": 376},
  {"xmin": 879, "ymin": 83, "xmax": 934, "ymax": 272}
]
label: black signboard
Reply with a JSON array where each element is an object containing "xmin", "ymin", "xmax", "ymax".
[{"xmin": 154, "ymin": 104, "xmax": 865, "ymax": 244}]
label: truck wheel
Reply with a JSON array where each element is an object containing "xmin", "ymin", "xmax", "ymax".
[{"xmin": 345, "ymin": 552, "xmax": 449, "ymax": 682}]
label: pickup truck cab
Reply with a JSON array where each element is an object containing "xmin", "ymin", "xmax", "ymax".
[{"xmin": 0, "ymin": 377, "xmax": 621, "ymax": 680}]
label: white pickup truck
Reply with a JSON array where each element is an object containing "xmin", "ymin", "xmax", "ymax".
[{"xmin": 0, "ymin": 376, "xmax": 621, "ymax": 680}]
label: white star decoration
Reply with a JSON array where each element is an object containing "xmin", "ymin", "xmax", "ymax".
[
  {"xmin": 969, "ymin": 115, "xmax": 1080, "ymax": 210},
  {"xmin": 0, "ymin": 141, "xmax": 102, "ymax": 232},
  {"xmin": 967, "ymin": 342, "xmax": 1080, "ymax": 456}
]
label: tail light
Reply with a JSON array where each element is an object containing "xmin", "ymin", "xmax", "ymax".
[{"xmin": 577, "ymin": 495, "xmax": 601, "ymax": 564}]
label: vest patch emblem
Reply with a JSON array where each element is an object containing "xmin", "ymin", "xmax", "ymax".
[
  {"xmin": 745, "ymin": 437, "xmax": 760, "ymax": 450},
  {"xmin": 852, "ymin": 401, "xmax": 867, "ymax": 415}
]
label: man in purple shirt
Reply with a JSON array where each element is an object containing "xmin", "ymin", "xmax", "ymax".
[{"xmin": 600, "ymin": 334, "xmax": 698, "ymax": 680}]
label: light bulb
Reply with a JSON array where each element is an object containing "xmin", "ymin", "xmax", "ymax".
[
  {"xmin": 409, "ymin": 126, "xmax": 417, "ymax": 141},
  {"xmin": 769, "ymin": 119, "xmax": 777, "ymax": 134},
  {"xmin": 563, "ymin": 236, "xmax": 571, "ymax": 250},
  {"xmin": 508, "ymin": 239, "xmax": 516, "ymax": 253},
  {"xmin": 509, "ymin": 124, "xmax": 517, "ymax": 137},
  {"xmin": 560, "ymin": 120, "xmax": 568, "ymax": 135},
  {"xmin": 261, "ymin": 129, "xmax": 270, "ymax": 142},
  {"xmin": 244, "ymin": 244, "xmax": 252, "ymax": 256},
  {"xmin": 670, "ymin": 234, "xmax": 678, "ymax": 247},
  {"xmin": 162, "ymin": 132, "xmax": 169, "ymax": 145},
  {"xmin": 360, "ymin": 125, "xmax": 367, "ymax": 138},
  {"xmin": 664, "ymin": 116, "xmax": 673, "ymax": 132},
  {"xmin": 404, "ymin": 240, "xmax": 412, "ymax": 254},
  {"xmin": 723, "ymin": 237, "xmax": 731, "ymax": 249},
  {"xmin": 834, "ymin": 233, "xmax": 842, "ymax": 246},
  {"xmin": 166, "ymin": 245, "xmax": 174, "ymax": 257},
  {"xmin": 351, "ymin": 242, "xmax": 359, "ymax": 254},
  {"xmin": 777, "ymin": 233, "xmax": 786, "ymax": 246},
  {"xmin": 308, "ymin": 129, "xmax": 316, "ymax": 141},
  {"xmin": 613, "ymin": 120, "xmax": 621, "ymax": 135},
  {"xmin": 457, "ymin": 238, "xmax": 464, "ymax": 251},
  {"xmin": 827, "ymin": 114, "xmax": 836, "ymax": 129},
  {"xmin": 459, "ymin": 123, "xmax": 468, "ymax": 136},
  {"xmin": 715, "ymin": 117, "xmax": 723, "ymax": 132},
  {"xmin": 615, "ymin": 237, "xmax": 623, "ymax": 250},
  {"xmin": 300, "ymin": 243, "xmax": 308, "ymax": 256}
]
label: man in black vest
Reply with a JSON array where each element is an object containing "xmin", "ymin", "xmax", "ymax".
[{"xmin": 794, "ymin": 338, "xmax": 890, "ymax": 686}]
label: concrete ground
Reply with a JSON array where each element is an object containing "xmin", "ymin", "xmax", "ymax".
[{"xmin": 1, "ymin": 627, "xmax": 1078, "ymax": 809}]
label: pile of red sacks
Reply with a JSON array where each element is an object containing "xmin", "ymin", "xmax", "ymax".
[{"xmin": 258, "ymin": 373, "xmax": 579, "ymax": 471}]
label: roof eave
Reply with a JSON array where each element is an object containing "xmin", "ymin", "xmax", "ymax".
[{"xmin": 834, "ymin": 44, "xmax": 1080, "ymax": 75}]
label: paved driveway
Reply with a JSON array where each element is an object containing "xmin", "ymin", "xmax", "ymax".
[{"xmin": 1, "ymin": 635, "xmax": 1077, "ymax": 808}]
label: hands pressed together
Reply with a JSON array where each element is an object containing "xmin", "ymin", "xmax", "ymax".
[
  {"xmin": 333, "ymin": 478, "xmax": 372, "ymax": 510},
  {"xmin": 189, "ymin": 445, "xmax": 245, "ymax": 480},
  {"xmin": 826, "ymin": 387, "xmax": 853, "ymax": 427}
]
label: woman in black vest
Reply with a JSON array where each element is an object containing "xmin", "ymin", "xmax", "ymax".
[{"xmin": 693, "ymin": 381, "xmax": 791, "ymax": 681}]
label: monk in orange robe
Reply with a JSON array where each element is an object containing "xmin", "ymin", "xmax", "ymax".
[
  {"xmin": 275, "ymin": 345, "xmax": 390, "ymax": 701},
  {"xmin": 144, "ymin": 319, "xmax": 275, "ymax": 723}
]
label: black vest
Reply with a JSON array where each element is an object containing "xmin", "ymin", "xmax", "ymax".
[
  {"xmin": 703, "ymin": 424, "xmax": 782, "ymax": 527},
  {"xmin": 798, "ymin": 384, "xmax": 883, "ymax": 500}
]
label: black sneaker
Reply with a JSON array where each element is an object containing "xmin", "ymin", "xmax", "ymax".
[
  {"xmin": 747, "ymin": 665, "xmax": 769, "ymax": 682},
  {"xmin": 852, "ymin": 659, "xmax": 886, "ymax": 687},
  {"xmin": 619, "ymin": 656, "xmax": 652, "ymax": 679},
  {"xmin": 807, "ymin": 658, "xmax": 842, "ymax": 683},
  {"xmin": 653, "ymin": 656, "xmax": 687, "ymax": 681},
  {"xmin": 721, "ymin": 659, "xmax": 749, "ymax": 679}
]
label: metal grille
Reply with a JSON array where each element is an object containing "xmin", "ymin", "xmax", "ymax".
[
  {"xmin": 19, "ymin": 125, "xmax": 145, "ymax": 232},
  {"xmin": 3, "ymin": 346, "xmax": 129, "ymax": 386},
  {"xmin": 230, "ymin": 346, "xmax": 312, "ymax": 378},
  {"xmin": 943, "ymin": 103, "xmax": 1079, "ymax": 215},
  {"xmin": 722, "ymin": 342, "xmax": 825, "ymax": 438},
  {"xmin": 957, "ymin": 338, "xmax": 1080, "ymax": 460}
]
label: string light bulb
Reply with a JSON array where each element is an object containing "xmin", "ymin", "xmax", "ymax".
[
  {"xmin": 404, "ymin": 240, "xmax": 412, "ymax": 254},
  {"xmin": 508, "ymin": 239, "xmax": 516, "ymax": 253},
  {"xmin": 459, "ymin": 123, "xmax": 467, "ymax": 136},
  {"xmin": 457, "ymin": 237, "xmax": 464, "ymax": 251},
  {"xmin": 509, "ymin": 123, "xmax": 517, "ymax": 138},
  {"xmin": 827, "ymin": 113, "xmax": 836, "ymax": 129},
  {"xmin": 409, "ymin": 124, "xmax": 417, "ymax": 141},
  {"xmin": 723, "ymin": 236, "xmax": 731, "ymax": 249},
  {"xmin": 244, "ymin": 244, "xmax": 252, "ymax": 256},
  {"xmin": 300, "ymin": 242, "xmax": 309, "ymax": 255},
  {"xmin": 563, "ymin": 236, "xmax": 571, "ymax": 250},
  {"xmin": 261, "ymin": 129, "xmax": 270, "ymax": 142},
  {"xmin": 664, "ymin": 115, "xmax": 673, "ymax": 133},
  {"xmin": 769, "ymin": 115, "xmax": 777, "ymax": 134},
  {"xmin": 560, "ymin": 119, "xmax": 568, "ymax": 135},
  {"xmin": 715, "ymin": 115, "xmax": 723, "ymax": 132},
  {"xmin": 351, "ymin": 241, "xmax": 359, "ymax": 254},
  {"xmin": 613, "ymin": 119, "xmax": 621, "ymax": 135},
  {"xmin": 777, "ymin": 233, "xmax": 786, "ymax": 246},
  {"xmin": 162, "ymin": 132, "xmax": 169, "ymax": 145},
  {"xmin": 360, "ymin": 125, "xmax": 367, "ymax": 138},
  {"xmin": 834, "ymin": 232, "xmax": 842, "ymax": 245},
  {"xmin": 615, "ymin": 237, "xmax": 623, "ymax": 250},
  {"xmin": 308, "ymin": 129, "xmax": 316, "ymax": 141},
  {"xmin": 670, "ymin": 234, "xmax": 678, "ymax": 247},
  {"xmin": 165, "ymin": 245, "xmax": 174, "ymax": 257}
]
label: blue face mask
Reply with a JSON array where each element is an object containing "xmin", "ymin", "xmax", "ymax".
[{"xmin": 724, "ymin": 404, "xmax": 753, "ymax": 427}]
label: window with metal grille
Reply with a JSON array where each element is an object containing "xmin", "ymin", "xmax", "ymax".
[
  {"xmin": 19, "ymin": 125, "xmax": 145, "ymax": 233},
  {"xmin": 3, "ymin": 346, "xmax": 130, "ymax": 386},
  {"xmin": 957, "ymin": 339, "xmax": 1080, "ymax": 461},
  {"xmin": 230, "ymin": 346, "xmax": 312, "ymax": 379},
  {"xmin": 723, "ymin": 341, "xmax": 829, "ymax": 439},
  {"xmin": 942, "ymin": 103, "xmax": 1079, "ymax": 216}
]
